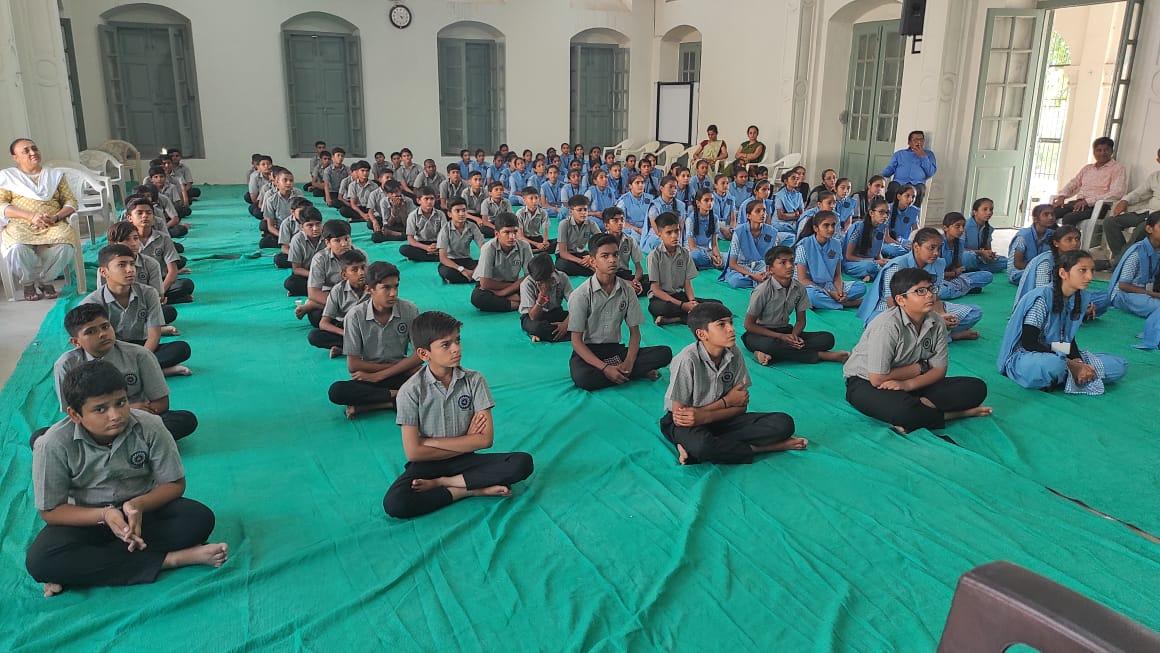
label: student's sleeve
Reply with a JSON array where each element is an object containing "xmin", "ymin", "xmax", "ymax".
[
  {"xmin": 881, "ymin": 266, "xmax": 898, "ymax": 302},
  {"xmin": 517, "ymin": 278, "xmax": 537, "ymax": 314},
  {"xmin": 645, "ymin": 249, "xmax": 660, "ymax": 279},
  {"xmin": 733, "ymin": 351, "xmax": 752, "ymax": 389},
  {"xmin": 471, "ymin": 374, "xmax": 496, "ymax": 413},
  {"xmin": 394, "ymin": 382, "xmax": 421, "ymax": 427},
  {"xmin": 795, "ymin": 285, "xmax": 812, "ymax": 311},
  {"xmin": 342, "ymin": 307, "xmax": 365, "ymax": 358},
  {"xmin": 307, "ymin": 255, "xmax": 326, "ymax": 289},
  {"xmin": 321, "ymin": 287, "xmax": 342, "ymax": 319},
  {"xmin": 143, "ymin": 288, "xmax": 165, "ymax": 330},
  {"xmin": 624, "ymin": 286, "xmax": 644, "ymax": 328},
  {"xmin": 143, "ymin": 414, "xmax": 185, "ymax": 484},
  {"xmin": 32, "ymin": 436, "xmax": 72, "ymax": 511},
  {"xmin": 746, "ymin": 284, "xmax": 765, "ymax": 319},
  {"xmin": 793, "ymin": 244, "xmax": 807, "ymax": 265},
  {"xmin": 930, "ymin": 320, "xmax": 950, "ymax": 369},
  {"xmin": 631, "ymin": 240, "xmax": 644, "ymax": 266},
  {"xmin": 472, "ymin": 223, "xmax": 485, "ymax": 246},
  {"xmin": 863, "ymin": 320, "xmax": 897, "ymax": 375},
  {"xmin": 404, "ymin": 213, "xmax": 418, "ymax": 236},
  {"xmin": 248, "ymin": 175, "xmax": 260, "ymax": 198},
  {"xmin": 435, "ymin": 226, "xmax": 450, "ymax": 250},
  {"xmin": 162, "ymin": 239, "xmax": 180, "ymax": 265},
  {"xmin": 137, "ymin": 348, "xmax": 170, "ymax": 402},
  {"xmin": 667, "ymin": 355, "xmax": 695, "ymax": 406},
  {"xmin": 567, "ymin": 287, "xmax": 589, "ymax": 332},
  {"xmin": 262, "ymin": 200, "xmax": 277, "ymax": 220},
  {"xmin": 475, "ymin": 244, "xmax": 495, "ymax": 279}
]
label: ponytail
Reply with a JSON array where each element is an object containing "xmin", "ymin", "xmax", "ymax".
[{"xmin": 856, "ymin": 197, "xmax": 889, "ymax": 256}]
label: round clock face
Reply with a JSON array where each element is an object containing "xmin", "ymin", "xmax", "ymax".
[{"xmin": 390, "ymin": 5, "xmax": 412, "ymax": 29}]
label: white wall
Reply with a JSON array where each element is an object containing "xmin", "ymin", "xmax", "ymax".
[{"xmin": 61, "ymin": 0, "xmax": 655, "ymax": 183}]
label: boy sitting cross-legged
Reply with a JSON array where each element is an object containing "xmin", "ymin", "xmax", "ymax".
[{"xmin": 383, "ymin": 311, "xmax": 534, "ymax": 519}]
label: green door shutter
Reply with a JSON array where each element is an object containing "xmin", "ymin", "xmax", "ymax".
[
  {"xmin": 438, "ymin": 38, "xmax": 466, "ymax": 155},
  {"xmin": 98, "ymin": 25, "xmax": 128, "ymax": 143}
]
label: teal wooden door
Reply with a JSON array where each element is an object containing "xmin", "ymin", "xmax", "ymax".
[
  {"xmin": 286, "ymin": 33, "xmax": 351, "ymax": 155},
  {"xmin": 116, "ymin": 26, "xmax": 181, "ymax": 156},
  {"xmin": 464, "ymin": 42, "xmax": 495, "ymax": 151},
  {"xmin": 965, "ymin": 10, "xmax": 1049, "ymax": 228},
  {"xmin": 840, "ymin": 21, "xmax": 906, "ymax": 188},
  {"xmin": 571, "ymin": 44, "xmax": 628, "ymax": 147}
]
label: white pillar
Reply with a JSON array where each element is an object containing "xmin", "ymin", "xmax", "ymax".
[{"xmin": 0, "ymin": 0, "xmax": 78, "ymax": 161}]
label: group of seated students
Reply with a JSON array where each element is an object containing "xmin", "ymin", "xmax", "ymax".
[{"xmin": 26, "ymin": 134, "xmax": 1158, "ymax": 599}]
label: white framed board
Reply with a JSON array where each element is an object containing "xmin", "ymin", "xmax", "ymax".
[{"xmin": 655, "ymin": 82, "xmax": 699, "ymax": 145}]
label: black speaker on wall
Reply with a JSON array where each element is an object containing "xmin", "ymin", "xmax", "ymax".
[{"xmin": 900, "ymin": 0, "xmax": 926, "ymax": 36}]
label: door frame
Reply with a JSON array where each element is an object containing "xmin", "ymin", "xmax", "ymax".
[
  {"xmin": 570, "ymin": 43, "xmax": 626, "ymax": 146},
  {"xmin": 839, "ymin": 19, "xmax": 905, "ymax": 188},
  {"xmin": 282, "ymin": 29, "xmax": 358, "ymax": 157}
]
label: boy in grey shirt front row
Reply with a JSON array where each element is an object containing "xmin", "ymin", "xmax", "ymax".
[{"xmin": 383, "ymin": 310, "xmax": 533, "ymax": 519}]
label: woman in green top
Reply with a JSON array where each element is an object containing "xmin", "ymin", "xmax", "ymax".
[{"xmin": 726, "ymin": 125, "xmax": 765, "ymax": 176}]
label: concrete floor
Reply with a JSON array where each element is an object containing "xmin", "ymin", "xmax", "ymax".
[{"xmin": 0, "ymin": 285, "xmax": 58, "ymax": 391}]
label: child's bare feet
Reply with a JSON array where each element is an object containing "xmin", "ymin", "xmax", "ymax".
[
  {"xmin": 467, "ymin": 485, "xmax": 511, "ymax": 497},
  {"xmin": 676, "ymin": 443, "xmax": 689, "ymax": 465},
  {"xmin": 819, "ymin": 350, "xmax": 849, "ymax": 363},
  {"xmin": 329, "ymin": 346, "xmax": 342, "ymax": 359},
  {"xmin": 163, "ymin": 543, "xmax": 228, "ymax": 569},
  {"xmin": 891, "ymin": 425, "xmax": 910, "ymax": 435},
  {"xmin": 530, "ymin": 335, "xmax": 540, "ymax": 343},
  {"xmin": 946, "ymin": 406, "xmax": 993, "ymax": 421},
  {"xmin": 163, "ymin": 365, "xmax": 192, "ymax": 377},
  {"xmin": 862, "ymin": 275, "xmax": 872, "ymax": 282},
  {"xmin": 42, "ymin": 582, "xmax": 63, "ymax": 598},
  {"xmin": 646, "ymin": 369, "xmax": 661, "ymax": 381},
  {"xmin": 766, "ymin": 437, "xmax": 808, "ymax": 451},
  {"xmin": 161, "ymin": 325, "xmax": 179, "ymax": 336},
  {"xmin": 344, "ymin": 401, "xmax": 394, "ymax": 419},
  {"xmin": 754, "ymin": 351, "xmax": 773, "ymax": 366},
  {"xmin": 951, "ymin": 330, "xmax": 980, "ymax": 341}
]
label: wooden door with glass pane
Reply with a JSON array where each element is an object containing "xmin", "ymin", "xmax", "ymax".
[{"xmin": 840, "ymin": 20, "xmax": 905, "ymax": 189}]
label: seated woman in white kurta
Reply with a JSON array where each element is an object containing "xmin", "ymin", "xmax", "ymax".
[{"xmin": 0, "ymin": 138, "xmax": 78, "ymax": 301}]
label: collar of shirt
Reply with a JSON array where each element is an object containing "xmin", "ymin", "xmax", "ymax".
[
  {"xmin": 585, "ymin": 274, "xmax": 626, "ymax": 299},
  {"xmin": 421, "ymin": 365, "xmax": 466, "ymax": 394},
  {"xmin": 694, "ymin": 341, "xmax": 735, "ymax": 374},
  {"xmin": 362, "ymin": 300, "xmax": 401, "ymax": 325},
  {"xmin": 72, "ymin": 412, "xmax": 140, "ymax": 455},
  {"xmin": 101, "ymin": 283, "xmax": 139, "ymax": 306},
  {"xmin": 898, "ymin": 306, "xmax": 939, "ymax": 340}
]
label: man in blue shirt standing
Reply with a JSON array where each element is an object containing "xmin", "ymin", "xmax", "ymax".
[{"xmin": 883, "ymin": 130, "xmax": 937, "ymax": 207}]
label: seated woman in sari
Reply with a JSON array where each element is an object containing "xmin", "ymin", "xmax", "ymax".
[
  {"xmin": 725, "ymin": 125, "xmax": 766, "ymax": 176},
  {"xmin": 1, "ymin": 138, "xmax": 78, "ymax": 300},
  {"xmin": 692, "ymin": 125, "xmax": 729, "ymax": 169}
]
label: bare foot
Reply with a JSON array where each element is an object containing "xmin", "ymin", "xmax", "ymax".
[
  {"xmin": 329, "ymin": 346, "xmax": 342, "ymax": 359},
  {"xmin": 819, "ymin": 350, "xmax": 849, "ymax": 363},
  {"xmin": 161, "ymin": 325, "xmax": 181, "ymax": 336},
  {"xmin": 862, "ymin": 275, "xmax": 872, "ymax": 282},
  {"xmin": 951, "ymin": 330, "xmax": 980, "ymax": 341},
  {"xmin": 646, "ymin": 369, "xmax": 661, "ymax": 381},
  {"xmin": 676, "ymin": 443, "xmax": 689, "ymax": 465},
  {"xmin": 754, "ymin": 351, "xmax": 773, "ymax": 366},
  {"xmin": 42, "ymin": 582, "xmax": 63, "ymax": 598},
  {"xmin": 946, "ymin": 406, "xmax": 993, "ymax": 421},
  {"xmin": 530, "ymin": 335, "xmax": 540, "ymax": 343},
  {"xmin": 163, "ymin": 365, "xmax": 192, "ymax": 377},
  {"xmin": 466, "ymin": 485, "xmax": 511, "ymax": 497},
  {"xmin": 163, "ymin": 543, "xmax": 228, "ymax": 569},
  {"xmin": 411, "ymin": 477, "xmax": 444, "ymax": 492},
  {"xmin": 765, "ymin": 437, "xmax": 808, "ymax": 451},
  {"xmin": 891, "ymin": 425, "xmax": 910, "ymax": 435},
  {"xmin": 344, "ymin": 405, "xmax": 357, "ymax": 420},
  {"xmin": 345, "ymin": 401, "xmax": 394, "ymax": 419}
]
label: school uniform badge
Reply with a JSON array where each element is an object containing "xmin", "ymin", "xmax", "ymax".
[
  {"xmin": 397, "ymin": 322, "xmax": 408, "ymax": 334},
  {"xmin": 827, "ymin": 250, "xmax": 836, "ymax": 258},
  {"xmin": 124, "ymin": 373, "xmax": 138, "ymax": 386},
  {"xmin": 137, "ymin": 309, "xmax": 149, "ymax": 319},
  {"xmin": 721, "ymin": 371, "xmax": 735, "ymax": 384},
  {"xmin": 457, "ymin": 395, "xmax": 472, "ymax": 410},
  {"xmin": 129, "ymin": 451, "xmax": 148, "ymax": 468}
]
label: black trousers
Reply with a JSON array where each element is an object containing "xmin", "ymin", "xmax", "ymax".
[
  {"xmin": 165, "ymin": 278, "xmax": 194, "ymax": 304},
  {"xmin": 188, "ymin": 187, "xmax": 201, "ymax": 199},
  {"xmin": 741, "ymin": 328, "xmax": 835, "ymax": 364},
  {"xmin": 845, "ymin": 376, "xmax": 987, "ymax": 432},
  {"xmin": 127, "ymin": 339, "xmax": 191, "ymax": 369},
  {"xmin": 617, "ymin": 269, "xmax": 650, "ymax": 297},
  {"xmin": 305, "ymin": 308, "xmax": 322, "ymax": 328},
  {"xmin": 273, "ymin": 252, "xmax": 291, "ymax": 269},
  {"xmin": 25, "ymin": 498, "xmax": 215, "ymax": 587},
  {"xmin": 167, "ymin": 224, "xmax": 188, "ymax": 239},
  {"xmin": 659, "ymin": 411, "xmax": 795, "ymax": 465},
  {"xmin": 328, "ymin": 369, "xmax": 412, "ymax": 407},
  {"xmin": 1103, "ymin": 210, "xmax": 1152, "ymax": 262},
  {"xmin": 400, "ymin": 242, "xmax": 439, "ymax": 262},
  {"xmin": 569, "ymin": 342, "xmax": 673, "ymax": 391},
  {"xmin": 383, "ymin": 452, "xmax": 534, "ymax": 519},
  {"xmin": 521, "ymin": 307, "xmax": 569, "ymax": 341},
  {"xmin": 471, "ymin": 286, "xmax": 517, "ymax": 312},
  {"xmin": 308, "ymin": 325, "xmax": 344, "ymax": 350},
  {"xmin": 161, "ymin": 410, "xmax": 198, "ymax": 441},
  {"xmin": 556, "ymin": 253, "xmax": 594, "ymax": 276},
  {"xmin": 244, "ymin": 192, "xmax": 253, "ymax": 204},
  {"xmin": 161, "ymin": 304, "xmax": 177, "ymax": 325},
  {"xmin": 1055, "ymin": 200, "xmax": 1111, "ymax": 228},
  {"xmin": 526, "ymin": 235, "xmax": 557, "ymax": 252},
  {"xmin": 284, "ymin": 274, "xmax": 308, "ymax": 297},
  {"xmin": 338, "ymin": 205, "xmax": 364, "ymax": 222},
  {"xmin": 175, "ymin": 204, "xmax": 191, "ymax": 218},
  {"xmin": 173, "ymin": 242, "xmax": 185, "ymax": 254},
  {"xmin": 248, "ymin": 203, "xmax": 262, "ymax": 219},
  {"xmin": 438, "ymin": 258, "xmax": 477, "ymax": 284},
  {"xmin": 647, "ymin": 291, "xmax": 721, "ymax": 321},
  {"xmin": 886, "ymin": 180, "xmax": 927, "ymax": 207}
]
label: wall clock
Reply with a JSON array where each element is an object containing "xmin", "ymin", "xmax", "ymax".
[{"xmin": 389, "ymin": 4, "xmax": 412, "ymax": 29}]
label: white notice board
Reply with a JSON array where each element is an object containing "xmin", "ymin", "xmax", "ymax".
[{"xmin": 655, "ymin": 82, "xmax": 699, "ymax": 145}]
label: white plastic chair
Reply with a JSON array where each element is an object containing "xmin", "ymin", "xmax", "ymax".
[
  {"xmin": 628, "ymin": 140, "xmax": 661, "ymax": 158},
  {"xmin": 761, "ymin": 153, "xmax": 802, "ymax": 183},
  {"xmin": 48, "ymin": 162, "xmax": 116, "ymax": 244},
  {"xmin": 654, "ymin": 143, "xmax": 686, "ymax": 171},
  {"xmin": 80, "ymin": 149, "xmax": 130, "ymax": 204},
  {"xmin": 0, "ymin": 222, "xmax": 87, "ymax": 301},
  {"xmin": 603, "ymin": 139, "xmax": 639, "ymax": 161},
  {"xmin": 96, "ymin": 139, "xmax": 142, "ymax": 185}
]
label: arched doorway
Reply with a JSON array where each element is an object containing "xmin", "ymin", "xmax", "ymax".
[{"xmin": 570, "ymin": 28, "xmax": 630, "ymax": 147}]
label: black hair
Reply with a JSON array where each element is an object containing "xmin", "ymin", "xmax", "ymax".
[
  {"xmin": 1047, "ymin": 224, "xmax": 1080, "ymax": 257},
  {"xmin": 257, "ymin": 155, "xmax": 273, "ymax": 164},
  {"xmin": 494, "ymin": 212, "xmax": 519, "ymax": 230},
  {"xmin": 289, "ymin": 196, "xmax": 312, "ymax": 210},
  {"xmin": 887, "ymin": 184, "xmax": 917, "ymax": 239},
  {"xmin": 98, "ymin": 244, "xmax": 134, "ymax": 268},
  {"xmin": 797, "ymin": 209, "xmax": 837, "ymax": 244},
  {"xmin": 588, "ymin": 232, "xmax": 619, "ymax": 255},
  {"xmin": 365, "ymin": 261, "xmax": 400, "ymax": 287},
  {"xmin": 487, "ymin": 180, "xmax": 505, "ymax": 191},
  {"xmin": 911, "ymin": 227, "xmax": 942, "ymax": 249},
  {"xmin": 125, "ymin": 196, "xmax": 153, "ymax": 213},
  {"xmin": 1053, "ymin": 249, "xmax": 1092, "ymax": 321},
  {"xmin": 337, "ymin": 249, "xmax": 367, "ymax": 269},
  {"xmin": 299, "ymin": 206, "xmax": 323, "ymax": 224},
  {"xmin": 321, "ymin": 219, "xmax": 351, "ymax": 240},
  {"xmin": 350, "ymin": 160, "xmax": 371, "ymax": 172},
  {"xmin": 468, "ymin": 170, "xmax": 483, "ymax": 179},
  {"xmin": 106, "ymin": 221, "xmax": 138, "ymax": 244},
  {"xmin": 1092, "ymin": 136, "xmax": 1115, "ymax": 150},
  {"xmin": 855, "ymin": 197, "xmax": 889, "ymax": 256},
  {"xmin": 446, "ymin": 163, "xmax": 461, "ymax": 173},
  {"xmin": 602, "ymin": 206, "xmax": 624, "ymax": 223},
  {"xmin": 410, "ymin": 311, "xmax": 462, "ymax": 351},
  {"xmin": 315, "ymin": 140, "xmax": 327, "ymax": 148},
  {"xmin": 889, "ymin": 267, "xmax": 935, "ymax": 298},
  {"xmin": 446, "ymin": 197, "xmax": 467, "ymax": 211},
  {"xmin": 62, "ymin": 360, "xmax": 128, "ymax": 414},
  {"xmin": 383, "ymin": 181, "xmax": 403, "ymax": 194},
  {"xmin": 692, "ymin": 189, "xmax": 716, "ymax": 238},
  {"xmin": 374, "ymin": 151, "xmax": 385, "ymax": 158},
  {"xmin": 416, "ymin": 186, "xmax": 437, "ymax": 199},
  {"xmin": 568, "ymin": 194, "xmax": 590, "ymax": 208},
  {"xmin": 687, "ymin": 302, "xmax": 732, "ymax": 337},
  {"xmin": 942, "ymin": 212, "xmax": 967, "ymax": 268},
  {"xmin": 319, "ymin": 151, "xmax": 331, "ymax": 159},
  {"xmin": 332, "ymin": 147, "xmax": 346, "ymax": 155},
  {"xmin": 147, "ymin": 165, "xmax": 166, "ymax": 178},
  {"xmin": 764, "ymin": 244, "xmax": 794, "ymax": 267},
  {"xmin": 65, "ymin": 304, "xmax": 110, "ymax": 337},
  {"xmin": 168, "ymin": 148, "xmax": 182, "ymax": 157},
  {"xmin": 522, "ymin": 187, "xmax": 540, "ymax": 197},
  {"xmin": 655, "ymin": 211, "xmax": 680, "ymax": 231},
  {"xmin": 908, "ymin": 130, "xmax": 925, "ymax": 140},
  {"xmin": 528, "ymin": 252, "xmax": 556, "ymax": 282}
]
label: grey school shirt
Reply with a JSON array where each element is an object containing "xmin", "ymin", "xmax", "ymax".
[
  {"xmin": 567, "ymin": 275, "xmax": 642, "ymax": 344},
  {"xmin": 344, "ymin": 178, "xmax": 378, "ymax": 208},
  {"xmin": 99, "ymin": 253, "xmax": 162, "ymax": 294},
  {"xmin": 646, "ymin": 245, "xmax": 697, "ymax": 294},
  {"xmin": 248, "ymin": 170, "xmax": 270, "ymax": 201},
  {"xmin": 518, "ymin": 270, "xmax": 572, "ymax": 315},
  {"xmin": 308, "ymin": 247, "xmax": 365, "ymax": 291},
  {"xmin": 81, "ymin": 284, "xmax": 165, "ymax": 342},
  {"xmin": 615, "ymin": 234, "xmax": 643, "ymax": 273},
  {"xmin": 558, "ymin": 217, "xmax": 600, "ymax": 254},
  {"xmin": 480, "ymin": 197, "xmax": 512, "ymax": 221},
  {"xmin": 141, "ymin": 229, "xmax": 181, "ymax": 267},
  {"xmin": 439, "ymin": 179, "xmax": 466, "ymax": 203},
  {"xmin": 322, "ymin": 280, "xmax": 364, "ymax": 320},
  {"xmin": 288, "ymin": 232, "xmax": 325, "ymax": 268},
  {"xmin": 406, "ymin": 208, "xmax": 447, "ymax": 242},
  {"xmin": 342, "ymin": 298, "xmax": 419, "ymax": 363},
  {"xmin": 414, "ymin": 171, "xmax": 446, "ymax": 193},
  {"xmin": 33, "ymin": 411, "xmax": 184, "ymax": 511},
  {"xmin": 474, "ymin": 239, "xmax": 533, "ymax": 283},
  {"xmin": 323, "ymin": 163, "xmax": 350, "ymax": 190},
  {"xmin": 262, "ymin": 187, "xmax": 305, "ymax": 224},
  {"xmin": 172, "ymin": 162, "xmax": 193, "ymax": 185},
  {"xmin": 395, "ymin": 366, "xmax": 495, "ymax": 438},
  {"xmin": 278, "ymin": 215, "xmax": 300, "ymax": 247},
  {"xmin": 436, "ymin": 221, "xmax": 484, "ymax": 259},
  {"xmin": 461, "ymin": 187, "xmax": 487, "ymax": 214},
  {"xmin": 376, "ymin": 193, "xmax": 414, "ymax": 230},
  {"xmin": 843, "ymin": 307, "xmax": 949, "ymax": 380},
  {"xmin": 54, "ymin": 341, "xmax": 167, "ymax": 410},
  {"xmin": 664, "ymin": 342, "xmax": 751, "ymax": 412},
  {"xmin": 517, "ymin": 207, "xmax": 549, "ymax": 239},
  {"xmin": 395, "ymin": 162, "xmax": 421, "ymax": 186},
  {"xmin": 747, "ymin": 277, "xmax": 810, "ymax": 329}
]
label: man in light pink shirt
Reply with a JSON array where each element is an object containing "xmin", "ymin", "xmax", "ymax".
[{"xmin": 1052, "ymin": 136, "xmax": 1127, "ymax": 230}]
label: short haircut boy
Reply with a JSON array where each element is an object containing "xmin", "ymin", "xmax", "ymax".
[
  {"xmin": 568, "ymin": 194, "xmax": 590, "ymax": 208},
  {"xmin": 417, "ymin": 186, "xmax": 437, "ymax": 199},
  {"xmin": 410, "ymin": 310, "xmax": 462, "ymax": 352},
  {"xmin": 365, "ymin": 260, "xmax": 401, "ymax": 287},
  {"xmin": 687, "ymin": 302, "xmax": 732, "ymax": 336},
  {"xmin": 321, "ymin": 219, "xmax": 351, "ymax": 240},
  {"xmin": 64, "ymin": 303, "xmax": 110, "ymax": 337},
  {"xmin": 61, "ymin": 359, "xmax": 126, "ymax": 413},
  {"xmin": 655, "ymin": 211, "xmax": 680, "ymax": 231},
  {"xmin": 494, "ymin": 211, "xmax": 519, "ymax": 231},
  {"xmin": 527, "ymin": 252, "xmax": 555, "ymax": 282},
  {"xmin": 889, "ymin": 267, "xmax": 935, "ymax": 297}
]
